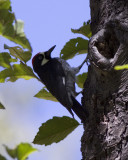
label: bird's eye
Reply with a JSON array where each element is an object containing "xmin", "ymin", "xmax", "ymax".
[{"xmin": 38, "ymin": 55, "xmax": 43, "ymax": 60}]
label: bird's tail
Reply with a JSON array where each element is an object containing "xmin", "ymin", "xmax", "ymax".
[{"xmin": 71, "ymin": 96, "xmax": 88, "ymax": 122}]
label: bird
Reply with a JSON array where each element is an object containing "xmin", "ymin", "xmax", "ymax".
[{"xmin": 32, "ymin": 45, "xmax": 88, "ymax": 121}]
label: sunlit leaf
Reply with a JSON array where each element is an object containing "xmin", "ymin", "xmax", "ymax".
[
  {"xmin": 0, "ymin": 63, "xmax": 36, "ymax": 83},
  {"xmin": 0, "ymin": 102, "xmax": 5, "ymax": 109},
  {"xmin": 14, "ymin": 20, "xmax": 25, "ymax": 37},
  {"xmin": 17, "ymin": 143, "xmax": 37, "ymax": 160},
  {"xmin": 114, "ymin": 64, "xmax": 128, "ymax": 70},
  {"xmin": 4, "ymin": 45, "xmax": 32, "ymax": 63},
  {"xmin": 0, "ymin": 52, "xmax": 17, "ymax": 68},
  {"xmin": 4, "ymin": 143, "xmax": 37, "ymax": 160},
  {"xmin": 76, "ymin": 72, "xmax": 88, "ymax": 88},
  {"xmin": 60, "ymin": 37, "xmax": 88, "ymax": 60},
  {"xmin": 34, "ymin": 88, "xmax": 58, "ymax": 102},
  {"xmin": 33, "ymin": 116, "xmax": 80, "ymax": 146},
  {"xmin": 71, "ymin": 20, "xmax": 92, "ymax": 38},
  {"xmin": 0, "ymin": 154, "xmax": 7, "ymax": 160},
  {"xmin": 0, "ymin": 1, "xmax": 32, "ymax": 51}
]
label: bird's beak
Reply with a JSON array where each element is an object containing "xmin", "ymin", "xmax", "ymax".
[{"xmin": 47, "ymin": 45, "xmax": 56, "ymax": 55}]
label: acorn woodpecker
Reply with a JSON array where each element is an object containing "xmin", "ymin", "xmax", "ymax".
[{"xmin": 32, "ymin": 45, "xmax": 87, "ymax": 121}]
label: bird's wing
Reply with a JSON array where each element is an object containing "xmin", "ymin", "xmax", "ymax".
[
  {"xmin": 39, "ymin": 59, "xmax": 74, "ymax": 116},
  {"xmin": 56, "ymin": 58, "xmax": 76, "ymax": 97}
]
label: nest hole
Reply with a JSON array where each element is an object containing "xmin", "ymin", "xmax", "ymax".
[{"xmin": 95, "ymin": 29, "xmax": 120, "ymax": 59}]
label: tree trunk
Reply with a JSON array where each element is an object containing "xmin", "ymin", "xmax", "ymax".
[{"xmin": 81, "ymin": 0, "xmax": 128, "ymax": 159}]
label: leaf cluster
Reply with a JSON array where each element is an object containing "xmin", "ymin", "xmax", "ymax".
[
  {"xmin": 0, "ymin": 0, "xmax": 91, "ymax": 158},
  {"xmin": 0, "ymin": 0, "xmax": 32, "ymax": 51}
]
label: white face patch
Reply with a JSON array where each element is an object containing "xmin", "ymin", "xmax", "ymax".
[
  {"xmin": 40, "ymin": 52, "xmax": 49, "ymax": 66},
  {"xmin": 62, "ymin": 77, "xmax": 65, "ymax": 85}
]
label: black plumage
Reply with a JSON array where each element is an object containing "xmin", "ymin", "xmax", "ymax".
[{"xmin": 32, "ymin": 45, "xmax": 87, "ymax": 121}]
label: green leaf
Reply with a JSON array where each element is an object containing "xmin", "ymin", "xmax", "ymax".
[
  {"xmin": 17, "ymin": 143, "xmax": 37, "ymax": 160},
  {"xmin": 60, "ymin": 37, "xmax": 88, "ymax": 60},
  {"xmin": 0, "ymin": 102, "xmax": 5, "ymax": 109},
  {"xmin": 34, "ymin": 88, "xmax": 58, "ymax": 102},
  {"xmin": 14, "ymin": 20, "xmax": 25, "ymax": 37},
  {"xmin": 4, "ymin": 143, "xmax": 37, "ymax": 160},
  {"xmin": 0, "ymin": 1, "xmax": 32, "ymax": 51},
  {"xmin": 0, "ymin": 154, "xmax": 7, "ymax": 160},
  {"xmin": 76, "ymin": 72, "xmax": 88, "ymax": 88},
  {"xmin": 4, "ymin": 145, "xmax": 17, "ymax": 159},
  {"xmin": 33, "ymin": 116, "xmax": 80, "ymax": 145},
  {"xmin": 0, "ymin": 63, "xmax": 36, "ymax": 83},
  {"xmin": 71, "ymin": 21, "xmax": 92, "ymax": 38},
  {"xmin": 0, "ymin": 0, "xmax": 10, "ymax": 9},
  {"xmin": 0, "ymin": 52, "xmax": 17, "ymax": 68},
  {"xmin": 114, "ymin": 64, "xmax": 128, "ymax": 70},
  {"xmin": 4, "ymin": 45, "xmax": 32, "ymax": 63},
  {"xmin": 0, "ymin": 9, "xmax": 14, "ymax": 32}
]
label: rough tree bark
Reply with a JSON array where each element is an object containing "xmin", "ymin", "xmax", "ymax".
[{"xmin": 81, "ymin": 0, "xmax": 128, "ymax": 159}]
